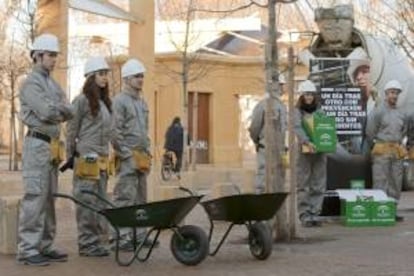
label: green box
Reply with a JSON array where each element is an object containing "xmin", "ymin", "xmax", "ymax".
[
  {"xmin": 350, "ymin": 179, "xmax": 365, "ymax": 190},
  {"xmin": 303, "ymin": 113, "xmax": 337, "ymax": 153},
  {"xmin": 371, "ymin": 201, "xmax": 396, "ymax": 226},
  {"xmin": 341, "ymin": 199, "xmax": 371, "ymax": 227}
]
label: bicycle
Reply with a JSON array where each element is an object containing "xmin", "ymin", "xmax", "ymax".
[{"xmin": 161, "ymin": 150, "xmax": 177, "ymax": 181}]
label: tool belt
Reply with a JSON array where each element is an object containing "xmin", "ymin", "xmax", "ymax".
[
  {"xmin": 371, "ymin": 142, "xmax": 407, "ymax": 159},
  {"xmin": 75, "ymin": 155, "xmax": 109, "ymax": 180},
  {"xmin": 301, "ymin": 144, "xmax": 314, "ymax": 154},
  {"xmin": 132, "ymin": 149, "xmax": 152, "ymax": 173},
  {"xmin": 50, "ymin": 139, "xmax": 66, "ymax": 164},
  {"xmin": 408, "ymin": 148, "xmax": 414, "ymax": 160},
  {"xmin": 108, "ymin": 154, "xmax": 117, "ymax": 176},
  {"xmin": 282, "ymin": 153, "xmax": 289, "ymax": 169},
  {"xmin": 26, "ymin": 130, "xmax": 51, "ymax": 143}
]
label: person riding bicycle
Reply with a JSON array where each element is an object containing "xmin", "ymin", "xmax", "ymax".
[{"xmin": 164, "ymin": 117, "xmax": 184, "ymax": 177}]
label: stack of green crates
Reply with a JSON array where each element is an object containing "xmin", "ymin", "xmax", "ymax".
[
  {"xmin": 338, "ymin": 185, "xmax": 396, "ymax": 227},
  {"xmin": 302, "ymin": 112, "xmax": 337, "ymax": 153}
]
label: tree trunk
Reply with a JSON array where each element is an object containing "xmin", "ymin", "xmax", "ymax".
[
  {"xmin": 8, "ymin": 116, "xmax": 12, "ymax": 171},
  {"xmin": 182, "ymin": 56, "xmax": 189, "ymax": 171},
  {"xmin": 265, "ymin": 0, "xmax": 289, "ymax": 241},
  {"xmin": 287, "ymin": 46, "xmax": 297, "ymax": 238},
  {"xmin": 11, "ymin": 76, "xmax": 19, "ymax": 171},
  {"xmin": 181, "ymin": 0, "xmax": 194, "ymax": 172},
  {"xmin": 191, "ymin": 92, "xmax": 198, "ymax": 171}
]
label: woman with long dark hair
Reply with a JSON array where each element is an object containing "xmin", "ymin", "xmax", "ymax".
[
  {"xmin": 294, "ymin": 80, "xmax": 327, "ymax": 227},
  {"xmin": 66, "ymin": 56, "xmax": 112, "ymax": 256}
]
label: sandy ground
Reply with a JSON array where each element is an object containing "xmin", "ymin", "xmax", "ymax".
[{"xmin": 1, "ymin": 155, "xmax": 414, "ymax": 276}]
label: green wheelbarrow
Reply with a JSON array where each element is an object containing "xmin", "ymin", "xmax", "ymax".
[
  {"xmin": 54, "ymin": 190, "xmax": 209, "ymax": 266},
  {"xmin": 201, "ymin": 192, "xmax": 288, "ymax": 260}
]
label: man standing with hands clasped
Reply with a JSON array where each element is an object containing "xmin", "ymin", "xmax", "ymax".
[
  {"xmin": 110, "ymin": 58, "xmax": 157, "ymax": 250},
  {"xmin": 366, "ymin": 80, "xmax": 407, "ymax": 222}
]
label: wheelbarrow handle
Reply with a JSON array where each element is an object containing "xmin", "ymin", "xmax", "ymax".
[
  {"xmin": 53, "ymin": 193, "xmax": 102, "ymax": 213},
  {"xmin": 178, "ymin": 186, "xmax": 195, "ymax": 196},
  {"xmin": 80, "ymin": 190, "xmax": 116, "ymax": 208}
]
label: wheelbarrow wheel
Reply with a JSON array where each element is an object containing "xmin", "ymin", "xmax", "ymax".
[
  {"xmin": 161, "ymin": 164, "xmax": 172, "ymax": 181},
  {"xmin": 161, "ymin": 154, "xmax": 173, "ymax": 181},
  {"xmin": 248, "ymin": 222, "xmax": 272, "ymax": 260},
  {"xmin": 170, "ymin": 225, "xmax": 209, "ymax": 266}
]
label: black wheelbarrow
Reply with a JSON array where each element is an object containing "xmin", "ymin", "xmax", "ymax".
[
  {"xmin": 54, "ymin": 190, "xmax": 209, "ymax": 266},
  {"xmin": 201, "ymin": 192, "xmax": 288, "ymax": 260}
]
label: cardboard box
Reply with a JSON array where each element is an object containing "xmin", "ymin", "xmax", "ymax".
[
  {"xmin": 371, "ymin": 201, "xmax": 396, "ymax": 226},
  {"xmin": 336, "ymin": 189, "xmax": 395, "ymax": 227},
  {"xmin": 341, "ymin": 199, "xmax": 371, "ymax": 226},
  {"xmin": 302, "ymin": 113, "xmax": 337, "ymax": 153},
  {"xmin": 350, "ymin": 179, "xmax": 365, "ymax": 189},
  {"xmin": 0, "ymin": 196, "xmax": 21, "ymax": 254}
]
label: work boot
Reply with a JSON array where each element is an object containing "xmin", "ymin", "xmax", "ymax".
[
  {"xmin": 311, "ymin": 220, "xmax": 322, "ymax": 227},
  {"xmin": 300, "ymin": 213, "xmax": 314, "ymax": 227},
  {"xmin": 42, "ymin": 249, "xmax": 68, "ymax": 262},
  {"xmin": 110, "ymin": 241, "xmax": 134, "ymax": 252},
  {"xmin": 18, "ymin": 254, "xmax": 50, "ymax": 266},
  {"xmin": 80, "ymin": 246, "xmax": 110, "ymax": 257},
  {"xmin": 311, "ymin": 216, "xmax": 323, "ymax": 227},
  {"xmin": 395, "ymin": 215, "xmax": 404, "ymax": 222},
  {"xmin": 136, "ymin": 238, "xmax": 160, "ymax": 248},
  {"xmin": 301, "ymin": 220, "xmax": 314, "ymax": 227}
]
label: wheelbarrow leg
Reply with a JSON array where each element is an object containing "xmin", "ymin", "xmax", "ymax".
[
  {"xmin": 136, "ymin": 228, "xmax": 161, "ymax": 262},
  {"xmin": 209, "ymin": 222, "xmax": 235, "ymax": 256},
  {"xmin": 113, "ymin": 228, "xmax": 138, "ymax": 266},
  {"xmin": 114, "ymin": 227, "xmax": 143, "ymax": 266}
]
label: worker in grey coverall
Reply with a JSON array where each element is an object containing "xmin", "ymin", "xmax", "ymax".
[
  {"xmin": 294, "ymin": 80, "xmax": 326, "ymax": 227},
  {"xmin": 366, "ymin": 80, "xmax": 407, "ymax": 222},
  {"xmin": 66, "ymin": 57, "xmax": 112, "ymax": 257},
  {"xmin": 248, "ymin": 75, "xmax": 287, "ymax": 194},
  {"xmin": 17, "ymin": 33, "xmax": 74, "ymax": 266},
  {"xmin": 110, "ymin": 58, "xmax": 154, "ymax": 250}
]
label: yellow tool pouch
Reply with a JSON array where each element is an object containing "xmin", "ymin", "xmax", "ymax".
[
  {"xmin": 98, "ymin": 156, "xmax": 109, "ymax": 171},
  {"xmin": 371, "ymin": 143, "xmax": 406, "ymax": 159},
  {"xmin": 397, "ymin": 145, "xmax": 408, "ymax": 159},
  {"xmin": 282, "ymin": 153, "xmax": 289, "ymax": 169},
  {"xmin": 408, "ymin": 148, "xmax": 414, "ymax": 160},
  {"xmin": 50, "ymin": 139, "xmax": 66, "ymax": 164},
  {"xmin": 132, "ymin": 150, "xmax": 152, "ymax": 173},
  {"xmin": 108, "ymin": 154, "xmax": 117, "ymax": 176},
  {"xmin": 75, "ymin": 157, "xmax": 100, "ymax": 180}
]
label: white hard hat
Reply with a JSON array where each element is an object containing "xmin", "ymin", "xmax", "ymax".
[
  {"xmin": 32, "ymin": 33, "xmax": 60, "ymax": 53},
  {"xmin": 84, "ymin": 56, "xmax": 110, "ymax": 77},
  {"xmin": 121, "ymin": 58, "xmax": 146, "ymax": 78},
  {"xmin": 384, "ymin": 80, "xmax": 402, "ymax": 93},
  {"xmin": 346, "ymin": 47, "xmax": 370, "ymax": 84},
  {"xmin": 298, "ymin": 80, "xmax": 317, "ymax": 94}
]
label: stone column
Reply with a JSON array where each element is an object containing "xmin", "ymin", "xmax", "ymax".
[{"xmin": 129, "ymin": 0, "xmax": 155, "ymax": 200}]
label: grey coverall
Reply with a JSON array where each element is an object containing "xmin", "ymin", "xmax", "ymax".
[
  {"xmin": 294, "ymin": 108, "xmax": 327, "ymax": 220},
  {"xmin": 248, "ymin": 97, "xmax": 287, "ymax": 194},
  {"xmin": 366, "ymin": 103, "xmax": 407, "ymax": 201},
  {"xmin": 66, "ymin": 93, "xmax": 112, "ymax": 253},
  {"xmin": 17, "ymin": 65, "xmax": 74, "ymax": 259},
  {"xmin": 111, "ymin": 87, "xmax": 150, "ymax": 242}
]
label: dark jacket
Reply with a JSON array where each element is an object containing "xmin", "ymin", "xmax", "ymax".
[{"xmin": 164, "ymin": 123, "xmax": 184, "ymax": 152}]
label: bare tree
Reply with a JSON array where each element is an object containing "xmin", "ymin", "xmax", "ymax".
[
  {"xmin": 0, "ymin": 41, "xmax": 29, "ymax": 171},
  {"xmin": 0, "ymin": 0, "xmax": 34, "ymax": 170},
  {"xmin": 265, "ymin": 0, "xmax": 299, "ymax": 242},
  {"xmin": 356, "ymin": 0, "xmax": 414, "ymax": 62},
  {"xmin": 157, "ymin": 0, "xmax": 221, "ymax": 171},
  {"xmin": 156, "ymin": 0, "xmax": 270, "ymax": 171}
]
